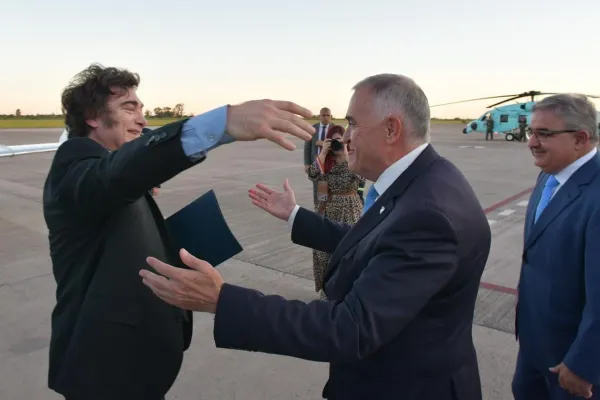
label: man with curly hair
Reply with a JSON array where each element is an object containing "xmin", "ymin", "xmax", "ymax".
[{"xmin": 43, "ymin": 63, "xmax": 314, "ymax": 400}]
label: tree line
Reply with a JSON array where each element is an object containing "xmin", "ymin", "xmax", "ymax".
[
  {"xmin": 2, "ymin": 108, "xmax": 467, "ymax": 122},
  {"xmin": 1, "ymin": 104, "xmax": 194, "ymax": 119}
]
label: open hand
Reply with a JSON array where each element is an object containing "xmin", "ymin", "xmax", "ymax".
[
  {"xmin": 248, "ymin": 179, "xmax": 296, "ymax": 221},
  {"xmin": 226, "ymin": 100, "xmax": 315, "ymax": 150},
  {"xmin": 139, "ymin": 248, "xmax": 224, "ymax": 313},
  {"xmin": 549, "ymin": 362, "xmax": 593, "ymax": 398}
]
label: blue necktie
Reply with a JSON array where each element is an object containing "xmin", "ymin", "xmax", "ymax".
[
  {"xmin": 362, "ymin": 185, "xmax": 379, "ymax": 215},
  {"xmin": 534, "ymin": 175, "xmax": 559, "ymax": 223}
]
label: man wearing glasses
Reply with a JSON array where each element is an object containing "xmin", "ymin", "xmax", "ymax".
[{"xmin": 513, "ymin": 93, "xmax": 600, "ymax": 399}]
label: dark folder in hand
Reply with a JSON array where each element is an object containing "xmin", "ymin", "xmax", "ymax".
[{"xmin": 165, "ymin": 189, "xmax": 243, "ymax": 267}]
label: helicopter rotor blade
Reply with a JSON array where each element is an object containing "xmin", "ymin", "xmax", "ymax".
[
  {"xmin": 430, "ymin": 94, "xmax": 521, "ymax": 107},
  {"xmin": 430, "ymin": 91, "xmax": 600, "ymax": 109},
  {"xmin": 486, "ymin": 95, "xmax": 528, "ymax": 108}
]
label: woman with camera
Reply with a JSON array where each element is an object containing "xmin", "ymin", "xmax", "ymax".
[{"xmin": 307, "ymin": 124, "xmax": 365, "ymax": 300}]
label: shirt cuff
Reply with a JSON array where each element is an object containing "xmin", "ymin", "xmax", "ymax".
[
  {"xmin": 287, "ymin": 205, "xmax": 300, "ymax": 229},
  {"xmin": 180, "ymin": 105, "xmax": 235, "ymax": 160}
]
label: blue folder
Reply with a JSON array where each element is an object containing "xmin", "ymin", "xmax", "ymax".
[{"xmin": 165, "ymin": 189, "xmax": 243, "ymax": 267}]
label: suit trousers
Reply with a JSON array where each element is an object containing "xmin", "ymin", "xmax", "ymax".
[{"xmin": 512, "ymin": 349, "xmax": 597, "ymax": 399}]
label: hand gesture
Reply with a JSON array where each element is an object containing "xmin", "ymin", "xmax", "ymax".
[
  {"xmin": 140, "ymin": 249, "xmax": 224, "ymax": 314},
  {"xmin": 226, "ymin": 100, "xmax": 315, "ymax": 150},
  {"xmin": 549, "ymin": 362, "xmax": 593, "ymax": 398},
  {"xmin": 248, "ymin": 179, "xmax": 296, "ymax": 221}
]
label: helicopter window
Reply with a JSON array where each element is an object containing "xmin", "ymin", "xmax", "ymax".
[{"xmin": 500, "ymin": 114, "xmax": 509, "ymax": 123}]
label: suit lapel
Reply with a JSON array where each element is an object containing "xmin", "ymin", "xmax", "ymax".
[
  {"xmin": 312, "ymin": 123, "xmax": 320, "ymax": 159},
  {"xmin": 524, "ymin": 179, "xmax": 544, "ymax": 241},
  {"xmin": 143, "ymin": 192, "xmax": 186, "ymax": 268},
  {"xmin": 323, "ymin": 145, "xmax": 440, "ymax": 281},
  {"xmin": 524, "ymin": 153, "xmax": 600, "ymax": 250}
]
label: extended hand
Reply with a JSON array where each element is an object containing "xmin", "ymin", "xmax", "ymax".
[
  {"xmin": 248, "ymin": 179, "xmax": 296, "ymax": 221},
  {"xmin": 139, "ymin": 248, "xmax": 224, "ymax": 313},
  {"xmin": 226, "ymin": 100, "xmax": 315, "ymax": 150},
  {"xmin": 549, "ymin": 363, "xmax": 593, "ymax": 398}
]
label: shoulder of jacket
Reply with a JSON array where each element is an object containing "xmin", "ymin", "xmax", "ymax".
[{"xmin": 53, "ymin": 137, "xmax": 106, "ymax": 165}]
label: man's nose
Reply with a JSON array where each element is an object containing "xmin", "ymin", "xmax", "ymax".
[
  {"xmin": 527, "ymin": 133, "xmax": 538, "ymax": 148},
  {"xmin": 137, "ymin": 112, "xmax": 148, "ymax": 127}
]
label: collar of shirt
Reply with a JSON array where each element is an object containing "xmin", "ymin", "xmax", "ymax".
[
  {"xmin": 554, "ymin": 147, "xmax": 597, "ymax": 188},
  {"xmin": 373, "ymin": 142, "xmax": 430, "ymax": 198}
]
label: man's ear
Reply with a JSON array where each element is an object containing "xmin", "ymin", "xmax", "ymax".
[
  {"xmin": 573, "ymin": 130, "xmax": 591, "ymax": 150},
  {"xmin": 85, "ymin": 118, "xmax": 99, "ymax": 129},
  {"xmin": 385, "ymin": 117, "xmax": 402, "ymax": 143}
]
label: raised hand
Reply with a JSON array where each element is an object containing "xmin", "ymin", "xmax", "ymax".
[
  {"xmin": 248, "ymin": 179, "xmax": 297, "ymax": 221},
  {"xmin": 226, "ymin": 100, "xmax": 315, "ymax": 150}
]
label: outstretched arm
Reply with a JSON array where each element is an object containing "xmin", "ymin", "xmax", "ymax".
[
  {"xmin": 287, "ymin": 206, "xmax": 351, "ymax": 254},
  {"xmin": 50, "ymin": 107, "xmax": 231, "ymax": 217},
  {"xmin": 213, "ymin": 206, "xmax": 459, "ymax": 362}
]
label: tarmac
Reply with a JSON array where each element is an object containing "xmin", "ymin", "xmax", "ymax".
[{"xmin": 0, "ymin": 125, "xmax": 540, "ymax": 399}]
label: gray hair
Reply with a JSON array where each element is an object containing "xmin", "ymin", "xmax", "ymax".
[
  {"xmin": 352, "ymin": 73, "xmax": 431, "ymax": 143},
  {"xmin": 533, "ymin": 93, "xmax": 598, "ymax": 144}
]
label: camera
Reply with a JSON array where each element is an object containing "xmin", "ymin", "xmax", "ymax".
[{"xmin": 330, "ymin": 139, "xmax": 344, "ymax": 151}]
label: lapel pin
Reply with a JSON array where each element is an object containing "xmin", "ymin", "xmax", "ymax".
[{"xmin": 379, "ymin": 206, "xmax": 385, "ymax": 214}]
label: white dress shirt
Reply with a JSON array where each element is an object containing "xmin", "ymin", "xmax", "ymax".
[
  {"xmin": 550, "ymin": 147, "xmax": 597, "ymax": 199},
  {"xmin": 287, "ymin": 142, "xmax": 430, "ymax": 228},
  {"xmin": 316, "ymin": 123, "xmax": 329, "ymax": 155}
]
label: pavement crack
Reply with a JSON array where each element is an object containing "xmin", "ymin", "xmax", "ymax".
[
  {"xmin": 4, "ymin": 272, "xmax": 53, "ymax": 287},
  {"xmin": 232, "ymin": 256, "xmax": 312, "ymax": 281}
]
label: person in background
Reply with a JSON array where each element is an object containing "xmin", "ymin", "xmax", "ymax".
[
  {"xmin": 304, "ymin": 107, "xmax": 332, "ymax": 206},
  {"xmin": 518, "ymin": 118, "xmax": 527, "ymax": 142},
  {"xmin": 486, "ymin": 114, "xmax": 494, "ymax": 140},
  {"xmin": 513, "ymin": 93, "xmax": 600, "ymax": 399},
  {"xmin": 307, "ymin": 124, "xmax": 364, "ymax": 299}
]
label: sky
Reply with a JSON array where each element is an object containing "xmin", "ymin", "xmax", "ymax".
[{"xmin": 1, "ymin": 0, "xmax": 599, "ymax": 119}]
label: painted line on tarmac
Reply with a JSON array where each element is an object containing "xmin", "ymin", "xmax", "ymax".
[
  {"xmin": 483, "ymin": 187, "xmax": 534, "ymax": 214},
  {"xmin": 479, "ymin": 187, "xmax": 534, "ymax": 296},
  {"xmin": 479, "ymin": 282, "xmax": 518, "ymax": 295}
]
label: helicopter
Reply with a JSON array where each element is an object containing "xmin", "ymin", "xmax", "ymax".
[{"xmin": 430, "ymin": 91, "xmax": 600, "ymax": 142}]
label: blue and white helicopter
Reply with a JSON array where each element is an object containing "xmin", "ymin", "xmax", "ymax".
[{"xmin": 431, "ymin": 91, "xmax": 600, "ymax": 142}]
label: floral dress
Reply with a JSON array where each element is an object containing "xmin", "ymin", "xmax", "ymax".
[{"xmin": 307, "ymin": 159, "xmax": 365, "ymax": 299}]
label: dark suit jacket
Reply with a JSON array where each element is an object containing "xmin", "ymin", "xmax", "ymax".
[
  {"xmin": 213, "ymin": 144, "xmax": 490, "ymax": 399},
  {"xmin": 43, "ymin": 120, "xmax": 203, "ymax": 399},
  {"xmin": 305, "ymin": 122, "xmax": 331, "ymax": 204},
  {"xmin": 516, "ymin": 151, "xmax": 600, "ymax": 386},
  {"xmin": 303, "ymin": 122, "xmax": 323, "ymax": 167}
]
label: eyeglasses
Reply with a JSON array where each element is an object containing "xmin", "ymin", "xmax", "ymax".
[{"xmin": 526, "ymin": 127, "xmax": 579, "ymax": 140}]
